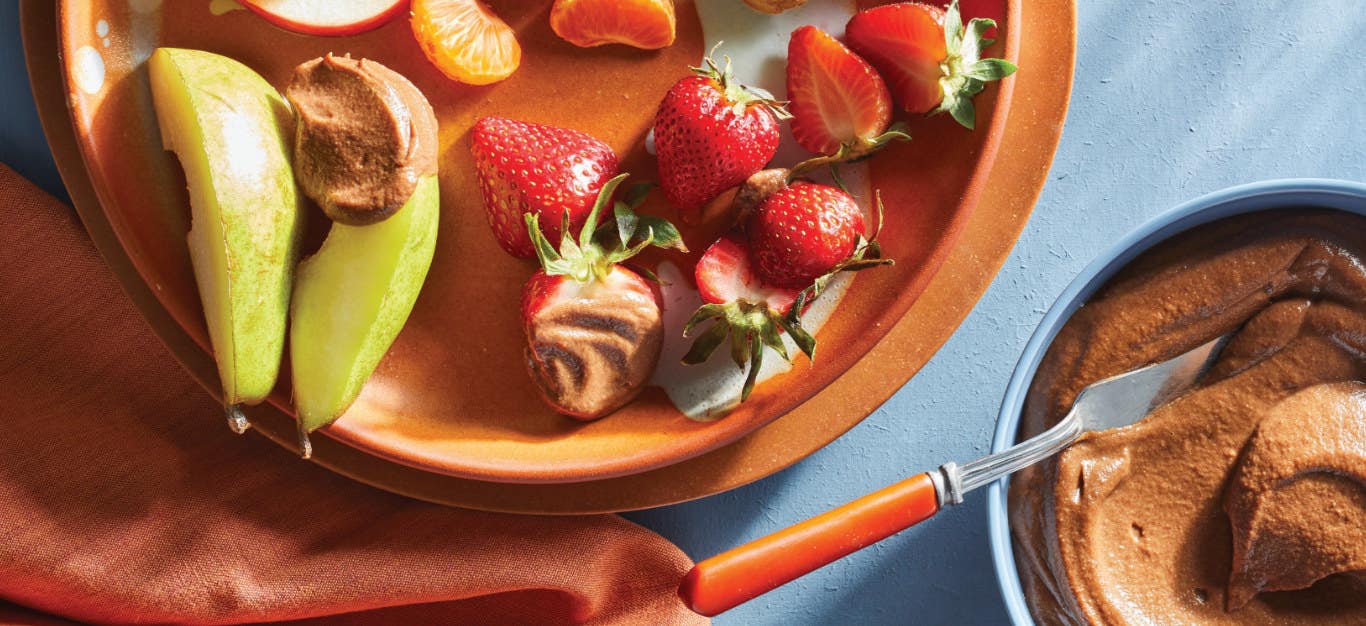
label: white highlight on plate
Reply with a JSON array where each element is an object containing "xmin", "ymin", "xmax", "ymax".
[
  {"xmin": 72, "ymin": 46, "xmax": 106, "ymax": 95},
  {"xmin": 96, "ymin": 20, "xmax": 109, "ymax": 38},
  {"xmin": 128, "ymin": 0, "xmax": 160, "ymax": 67},
  {"xmin": 650, "ymin": 261, "xmax": 855, "ymax": 420},
  {"xmin": 210, "ymin": 0, "xmax": 246, "ymax": 16}
]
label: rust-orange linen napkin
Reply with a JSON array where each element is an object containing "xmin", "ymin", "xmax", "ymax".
[{"xmin": 0, "ymin": 164, "xmax": 707, "ymax": 625}]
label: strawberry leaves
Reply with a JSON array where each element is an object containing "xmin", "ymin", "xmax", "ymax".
[
  {"xmin": 683, "ymin": 299, "xmax": 796, "ymax": 401},
  {"xmin": 788, "ymin": 121, "xmax": 912, "ymax": 180},
  {"xmin": 937, "ymin": 0, "xmax": 1018, "ymax": 129},
  {"xmin": 693, "ymin": 48, "xmax": 793, "ymax": 121},
  {"xmin": 526, "ymin": 173, "xmax": 685, "ymax": 283}
]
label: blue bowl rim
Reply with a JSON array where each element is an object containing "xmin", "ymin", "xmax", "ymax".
[{"xmin": 986, "ymin": 178, "xmax": 1366, "ymax": 626}]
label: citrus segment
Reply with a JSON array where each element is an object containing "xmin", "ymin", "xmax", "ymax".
[
  {"xmin": 411, "ymin": 0, "xmax": 521, "ymax": 85},
  {"xmin": 550, "ymin": 0, "xmax": 676, "ymax": 50}
]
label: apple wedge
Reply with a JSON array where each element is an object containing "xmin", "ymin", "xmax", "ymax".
[
  {"xmin": 148, "ymin": 48, "xmax": 304, "ymax": 431},
  {"xmin": 240, "ymin": 0, "xmax": 407, "ymax": 37},
  {"xmin": 289, "ymin": 175, "xmax": 439, "ymax": 453}
]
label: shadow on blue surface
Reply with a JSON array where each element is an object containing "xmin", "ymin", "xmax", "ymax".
[{"xmin": 1, "ymin": 2, "xmax": 64, "ymax": 202}]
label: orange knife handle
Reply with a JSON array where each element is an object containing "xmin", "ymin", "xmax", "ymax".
[{"xmin": 679, "ymin": 472, "xmax": 941, "ymax": 616}]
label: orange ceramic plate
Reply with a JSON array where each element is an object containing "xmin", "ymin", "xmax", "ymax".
[{"xmin": 29, "ymin": 0, "xmax": 1072, "ymax": 503}]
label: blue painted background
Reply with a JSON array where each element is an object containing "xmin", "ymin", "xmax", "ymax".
[{"xmin": 3, "ymin": 2, "xmax": 1363, "ymax": 624}]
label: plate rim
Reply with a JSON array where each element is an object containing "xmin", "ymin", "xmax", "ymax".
[
  {"xmin": 25, "ymin": 0, "xmax": 1076, "ymax": 512},
  {"xmin": 48, "ymin": 0, "xmax": 1020, "ymax": 484}
]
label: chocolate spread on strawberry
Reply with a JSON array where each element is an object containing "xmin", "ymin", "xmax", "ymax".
[
  {"xmin": 286, "ymin": 54, "xmax": 438, "ymax": 225},
  {"xmin": 1011, "ymin": 211, "xmax": 1366, "ymax": 625},
  {"xmin": 523, "ymin": 267, "xmax": 663, "ymax": 420}
]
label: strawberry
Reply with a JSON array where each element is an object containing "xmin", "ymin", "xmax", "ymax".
[
  {"xmin": 695, "ymin": 234, "xmax": 801, "ymax": 315},
  {"xmin": 786, "ymin": 26, "xmax": 907, "ymax": 160},
  {"xmin": 846, "ymin": 0, "xmax": 1017, "ymax": 129},
  {"xmin": 748, "ymin": 182, "xmax": 865, "ymax": 289},
  {"xmin": 521, "ymin": 174, "xmax": 686, "ymax": 420},
  {"xmin": 653, "ymin": 54, "xmax": 788, "ymax": 216},
  {"xmin": 471, "ymin": 116, "xmax": 619, "ymax": 258},
  {"xmin": 685, "ymin": 234, "xmax": 807, "ymax": 401},
  {"xmin": 684, "ymin": 213, "xmax": 890, "ymax": 402}
]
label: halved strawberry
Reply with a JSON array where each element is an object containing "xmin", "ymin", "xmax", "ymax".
[
  {"xmin": 686, "ymin": 234, "xmax": 805, "ymax": 401},
  {"xmin": 522, "ymin": 174, "xmax": 686, "ymax": 420},
  {"xmin": 695, "ymin": 234, "xmax": 800, "ymax": 314},
  {"xmin": 471, "ymin": 116, "xmax": 619, "ymax": 258},
  {"xmin": 846, "ymin": 0, "xmax": 1016, "ymax": 129},
  {"xmin": 786, "ymin": 26, "xmax": 904, "ymax": 159}
]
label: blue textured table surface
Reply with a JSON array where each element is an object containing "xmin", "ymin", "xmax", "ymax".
[{"xmin": 4, "ymin": 2, "xmax": 1364, "ymax": 624}]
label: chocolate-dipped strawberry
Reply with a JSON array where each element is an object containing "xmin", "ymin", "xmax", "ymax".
[{"xmin": 521, "ymin": 174, "xmax": 685, "ymax": 420}]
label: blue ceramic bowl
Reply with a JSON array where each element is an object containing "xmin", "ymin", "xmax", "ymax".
[{"xmin": 986, "ymin": 178, "xmax": 1366, "ymax": 625}]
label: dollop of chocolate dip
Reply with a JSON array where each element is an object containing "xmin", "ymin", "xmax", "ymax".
[
  {"xmin": 1010, "ymin": 210, "xmax": 1366, "ymax": 625},
  {"xmin": 285, "ymin": 54, "xmax": 438, "ymax": 225},
  {"xmin": 1224, "ymin": 382, "xmax": 1366, "ymax": 611},
  {"xmin": 524, "ymin": 268, "xmax": 663, "ymax": 420}
]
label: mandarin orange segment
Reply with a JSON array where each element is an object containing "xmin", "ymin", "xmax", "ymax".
[
  {"xmin": 549, "ymin": 0, "xmax": 676, "ymax": 50},
  {"xmin": 411, "ymin": 0, "xmax": 521, "ymax": 85}
]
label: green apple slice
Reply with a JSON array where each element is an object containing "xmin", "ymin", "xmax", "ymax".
[
  {"xmin": 149, "ymin": 48, "xmax": 304, "ymax": 431},
  {"xmin": 290, "ymin": 174, "xmax": 439, "ymax": 454}
]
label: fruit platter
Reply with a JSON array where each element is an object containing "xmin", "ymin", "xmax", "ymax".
[{"xmin": 32, "ymin": 0, "xmax": 1074, "ymax": 511}]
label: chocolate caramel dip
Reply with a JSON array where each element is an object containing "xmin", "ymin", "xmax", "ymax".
[
  {"xmin": 1011, "ymin": 210, "xmax": 1366, "ymax": 625},
  {"xmin": 286, "ymin": 54, "xmax": 438, "ymax": 225}
]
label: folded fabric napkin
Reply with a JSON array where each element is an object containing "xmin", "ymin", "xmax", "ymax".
[{"xmin": 0, "ymin": 164, "xmax": 706, "ymax": 625}]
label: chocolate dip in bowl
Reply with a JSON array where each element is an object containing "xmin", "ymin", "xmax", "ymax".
[{"xmin": 987, "ymin": 180, "xmax": 1366, "ymax": 625}]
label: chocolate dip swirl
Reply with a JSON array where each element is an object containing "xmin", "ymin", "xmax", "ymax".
[
  {"xmin": 523, "ymin": 268, "xmax": 663, "ymax": 420},
  {"xmin": 286, "ymin": 54, "xmax": 438, "ymax": 225},
  {"xmin": 1011, "ymin": 210, "xmax": 1366, "ymax": 625}
]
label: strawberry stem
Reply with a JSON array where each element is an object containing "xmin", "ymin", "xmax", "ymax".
[
  {"xmin": 683, "ymin": 299, "xmax": 799, "ymax": 401},
  {"xmin": 936, "ymin": 0, "xmax": 1018, "ymax": 129},
  {"xmin": 788, "ymin": 122, "xmax": 911, "ymax": 180},
  {"xmin": 525, "ymin": 174, "xmax": 685, "ymax": 283},
  {"xmin": 693, "ymin": 45, "xmax": 792, "ymax": 121}
]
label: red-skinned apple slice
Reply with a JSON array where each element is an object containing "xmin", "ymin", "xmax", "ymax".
[{"xmin": 240, "ymin": 0, "xmax": 407, "ymax": 37}]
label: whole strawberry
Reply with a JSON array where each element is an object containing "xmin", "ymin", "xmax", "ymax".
[
  {"xmin": 748, "ymin": 182, "xmax": 865, "ymax": 289},
  {"xmin": 653, "ymin": 54, "xmax": 787, "ymax": 216},
  {"xmin": 471, "ymin": 116, "xmax": 619, "ymax": 258},
  {"xmin": 846, "ymin": 0, "xmax": 1017, "ymax": 129},
  {"xmin": 522, "ymin": 174, "xmax": 686, "ymax": 420}
]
